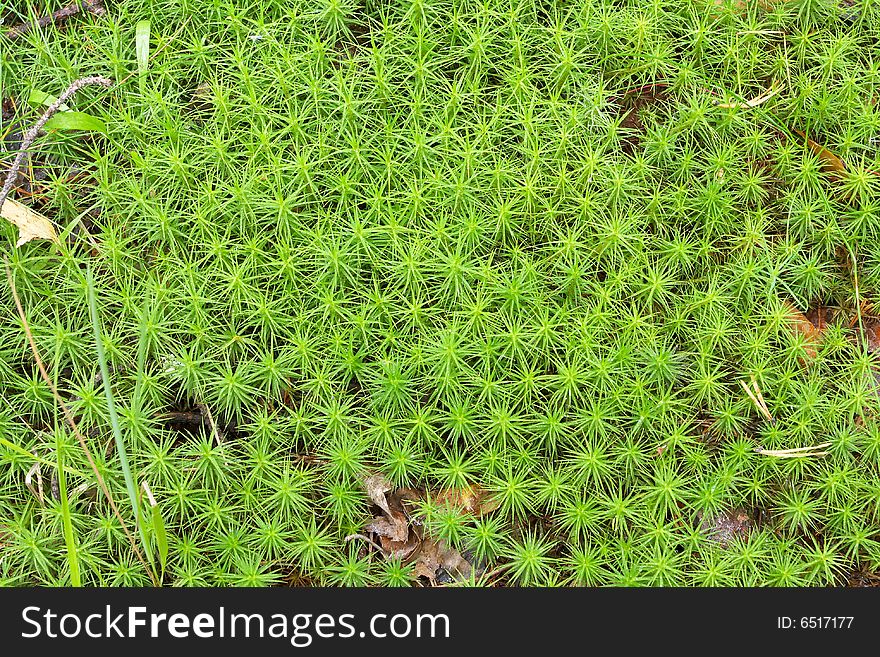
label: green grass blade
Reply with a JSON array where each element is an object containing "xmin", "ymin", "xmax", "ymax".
[
  {"xmin": 136, "ymin": 20, "xmax": 150, "ymax": 94},
  {"xmin": 141, "ymin": 481, "xmax": 167, "ymax": 582},
  {"xmin": 151, "ymin": 503, "xmax": 168, "ymax": 579},
  {"xmin": 55, "ymin": 431, "xmax": 80, "ymax": 587},
  {"xmin": 0, "ymin": 437, "xmax": 89, "ymax": 479},
  {"xmin": 140, "ymin": 497, "xmax": 156, "ymax": 569},
  {"xmin": 51, "ymin": 339, "xmax": 80, "ymax": 587},
  {"xmin": 85, "ymin": 264, "xmax": 153, "ymax": 578}
]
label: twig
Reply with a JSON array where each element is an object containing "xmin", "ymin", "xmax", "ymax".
[
  {"xmin": 195, "ymin": 402, "xmax": 224, "ymax": 445},
  {"xmin": 195, "ymin": 401, "xmax": 229, "ymax": 467},
  {"xmin": 740, "ymin": 376, "xmax": 774, "ymax": 423},
  {"xmin": 714, "ymin": 83, "xmax": 782, "ymax": 110},
  {"xmin": 754, "ymin": 442, "xmax": 831, "ymax": 458},
  {"xmin": 344, "ymin": 533, "xmax": 385, "ymax": 555},
  {"xmin": 750, "ymin": 376, "xmax": 771, "ymax": 413},
  {"xmin": 847, "ymin": 244, "xmax": 864, "ymax": 340},
  {"xmin": 4, "ymin": 0, "xmax": 106, "ymax": 41},
  {"xmin": 4, "ymin": 258, "xmax": 157, "ymax": 585},
  {"xmin": 0, "ymin": 76, "xmax": 112, "ymax": 213}
]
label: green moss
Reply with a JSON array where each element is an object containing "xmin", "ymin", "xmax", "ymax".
[{"xmin": 2, "ymin": 0, "xmax": 880, "ymax": 586}]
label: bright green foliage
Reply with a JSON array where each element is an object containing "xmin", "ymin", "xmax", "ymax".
[{"xmin": 2, "ymin": 0, "xmax": 880, "ymax": 586}]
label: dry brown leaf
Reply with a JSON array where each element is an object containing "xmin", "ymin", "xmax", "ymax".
[
  {"xmin": 794, "ymin": 129, "xmax": 846, "ymax": 177},
  {"xmin": 362, "ymin": 473, "xmax": 416, "ymax": 556},
  {"xmin": 378, "ymin": 532, "xmax": 420, "ymax": 561},
  {"xmin": 356, "ymin": 479, "xmax": 483, "ymax": 584},
  {"xmin": 1, "ymin": 198, "xmax": 58, "ymax": 247},
  {"xmin": 365, "ymin": 509, "xmax": 409, "ymax": 543},
  {"xmin": 411, "ymin": 538, "xmax": 473, "ymax": 584},
  {"xmin": 363, "ymin": 473, "xmax": 393, "ymax": 517},
  {"xmin": 805, "ymin": 305, "xmax": 831, "ymax": 333},
  {"xmin": 862, "ymin": 317, "xmax": 880, "ymax": 353},
  {"xmin": 411, "ymin": 549, "xmax": 440, "ymax": 581},
  {"xmin": 432, "ymin": 484, "xmax": 501, "ymax": 516},
  {"xmin": 783, "ymin": 300, "xmax": 821, "ymax": 360}
]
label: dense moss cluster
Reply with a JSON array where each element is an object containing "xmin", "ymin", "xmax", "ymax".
[{"xmin": 2, "ymin": 0, "xmax": 880, "ymax": 585}]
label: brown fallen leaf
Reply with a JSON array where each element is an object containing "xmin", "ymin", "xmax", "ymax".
[
  {"xmin": 365, "ymin": 510, "xmax": 409, "ymax": 544},
  {"xmin": 1, "ymin": 198, "xmax": 58, "ymax": 247},
  {"xmin": 783, "ymin": 300, "xmax": 821, "ymax": 360},
  {"xmin": 863, "ymin": 316, "xmax": 880, "ymax": 353},
  {"xmin": 352, "ymin": 479, "xmax": 482, "ymax": 584},
  {"xmin": 793, "ymin": 129, "xmax": 846, "ymax": 177},
  {"xmin": 411, "ymin": 538, "xmax": 473, "ymax": 584},
  {"xmin": 361, "ymin": 473, "xmax": 416, "ymax": 557},
  {"xmin": 805, "ymin": 305, "xmax": 832, "ymax": 333},
  {"xmin": 378, "ymin": 532, "xmax": 421, "ymax": 561},
  {"xmin": 431, "ymin": 484, "xmax": 501, "ymax": 516},
  {"xmin": 363, "ymin": 473, "xmax": 393, "ymax": 517}
]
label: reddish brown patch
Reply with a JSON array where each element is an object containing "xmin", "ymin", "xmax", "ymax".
[
  {"xmin": 804, "ymin": 305, "xmax": 831, "ymax": 333},
  {"xmin": 863, "ymin": 316, "xmax": 880, "ymax": 352},
  {"xmin": 1, "ymin": 97, "xmax": 15, "ymax": 122},
  {"xmin": 615, "ymin": 84, "xmax": 668, "ymax": 155},
  {"xmin": 783, "ymin": 300, "xmax": 821, "ymax": 360},
  {"xmin": 793, "ymin": 129, "xmax": 846, "ymax": 178}
]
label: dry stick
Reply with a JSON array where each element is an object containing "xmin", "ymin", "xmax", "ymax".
[
  {"xmin": 740, "ymin": 380, "xmax": 773, "ymax": 424},
  {"xmin": 4, "ymin": 0, "xmax": 106, "ymax": 41},
  {"xmin": 4, "ymin": 260, "xmax": 157, "ymax": 585},
  {"xmin": 195, "ymin": 401, "xmax": 229, "ymax": 467},
  {"xmin": 0, "ymin": 76, "xmax": 112, "ymax": 214},
  {"xmin": 848, "ymin": 244, "xmax": 865, "ymax": 340},
  {"xmin": 158, "ymin": 411, "xmax": 205, "ymax": 425},
  {"xmin": 749, "ymin": 375, "xmax": 774, "ymax": 423},
  {"xmin": 714, "ymin": 83, "xmax": 782, "ymax": 110},
  {"xmin": 755, "ymin": 442, "xmax": 832, "ymax": 458},
  {"xmin": 195, "ymin": 402, "xmax": 224, "ymax": 446},
  {"xmin": 344, "ymin": 533, "xmax": 385, "ymax": 555}
]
